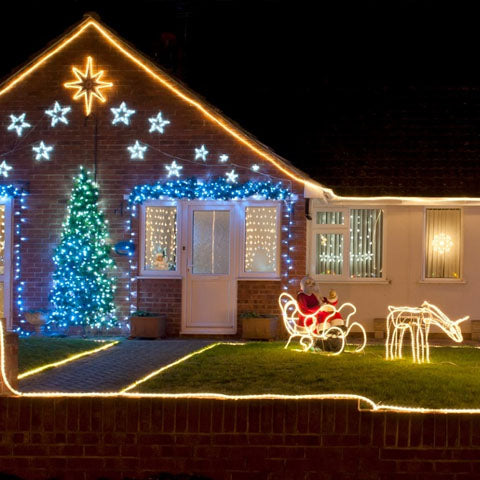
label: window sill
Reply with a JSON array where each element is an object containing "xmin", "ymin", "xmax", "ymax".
[
  {"xmin": 314, "ymin": 279, "xmax": 391, "ymax": 285},
  {"xmin": 136, "ymin": 275, "xmax": 183, "ymax": 280},
  {"xmin": 238, "ymin": 277, "xmax": 282, "ymax": 281},
  {"xmin": 418, "ymin": 279, "xmax": 466, "ymax": 285}
]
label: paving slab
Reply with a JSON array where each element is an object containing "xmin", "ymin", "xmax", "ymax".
[{"xmin": 19, "ymin": 339, "xmax": 214, "ymax": 393}]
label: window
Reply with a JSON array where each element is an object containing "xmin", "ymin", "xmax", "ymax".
[
  {"xmin": 424, "ymin": 208, "xmax": 462, "ymax": 280},
  {"xmin": 311, "ymin": 208, "xmax": 384, "ymax": 280},
  {"xmin": 241, "ymin": 203, "xmax": 281, "ymax": 278},
  {"xmin": 140, "ymin": 203, "xmax": 178, "ymax": 276}
]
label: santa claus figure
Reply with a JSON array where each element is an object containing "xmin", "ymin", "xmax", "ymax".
[{"xmin": 297, "ymin": 278, "xmax": 345, "ymax": 331}]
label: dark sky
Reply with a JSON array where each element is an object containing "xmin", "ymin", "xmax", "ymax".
[{"xmin": 1, "ymin": 1, "xmax": 478, "ymax": 179}]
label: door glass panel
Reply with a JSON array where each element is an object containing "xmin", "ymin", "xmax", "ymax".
[
  {"xmin": 193, "ymin": 210, "xmax": 230, "ymax": 274},
  {"xmin": 0, "ymin": 205, "xmax": 4, "ymax": 275}
]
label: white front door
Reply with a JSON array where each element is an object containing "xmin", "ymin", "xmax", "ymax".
[{"xmin": 183, "ymin": 204, "xmax": 237, "ymax": 334}]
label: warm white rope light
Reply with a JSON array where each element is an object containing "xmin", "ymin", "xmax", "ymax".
[{"xmin": 386, "ymin": 301, "xmax": 468, "ymax": 363}]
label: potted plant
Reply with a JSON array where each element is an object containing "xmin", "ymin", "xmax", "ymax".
[
  {"xmin": 24, "ymin": 309, "xmax": 49, "ymax": 335},
  {"xmin": 129, "ymin": 310, "xmax": 167, "ymax": 339},
  {"xmin": 239, "ymin": 311, "xmax": 280, "ymax": 340}
]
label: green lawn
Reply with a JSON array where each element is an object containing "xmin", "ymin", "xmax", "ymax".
[
  {"xmin": 134, "ymin": 342, "xmax": 480, "ymax": 409},
  {"xmin": 18, "ymin": 337, "xmax": 120, "ymax": 375}
]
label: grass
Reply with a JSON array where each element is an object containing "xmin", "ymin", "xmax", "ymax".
[
  {"xmin": 18, "ymin": 337, "xmax": 120, "ymax": 376},
  {"xmin": 134, "ymin": 342, "xmax": 480, "ymax": 409}
]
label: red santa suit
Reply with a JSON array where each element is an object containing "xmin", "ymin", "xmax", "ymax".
[{"xmin": 297, "ymin": 292, "xmax": 331, "ymax": 331}]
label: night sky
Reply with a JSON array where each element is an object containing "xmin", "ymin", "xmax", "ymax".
[{"xmin": 1, "ymin": 1, "xmax": 478, "ymax": 182}]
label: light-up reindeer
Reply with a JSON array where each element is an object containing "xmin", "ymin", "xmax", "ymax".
[{"xmin": 385, "ymin": 301, "xmax": 468, "ymax": 363}]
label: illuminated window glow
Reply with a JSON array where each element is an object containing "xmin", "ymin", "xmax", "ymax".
[
  {"xmin": 64, "ymin": 56, "xmax": 113, "ymax": 116},
  {"xmin": 144, "ymin": 206, "xmax": 177, "ymax": 271},
  {"xmin": 245, "ymin": 206, "xmax": 277, "ymax": 273}
]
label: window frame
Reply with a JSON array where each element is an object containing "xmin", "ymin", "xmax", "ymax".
[
  {"xmin": 238, "ymin": 200, "xmax": 282, "ymax": 280},
  {"xmin": 309, "ymin": 206, "xmax": 386, "ymax": 282},
  {"xmin": 139, "ymin": 200, "xmax": 181, "ymax": 278},
  {"xmin": 422, "ymin": 207, "xmax": 464, "ymax": 283}
]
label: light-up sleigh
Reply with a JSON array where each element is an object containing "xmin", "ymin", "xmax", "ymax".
[{"xmin": 278, "ymin": 293, "xmax": 367, "ymax": 355}]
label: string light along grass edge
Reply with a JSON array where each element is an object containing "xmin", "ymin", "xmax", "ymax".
[
  {"xmin": 4, "ymin": 322, "xmax": 480, "ymax": 414},
  {"xmin": 17, "ymin": 340, "xmax": 119, "ymax": 380}
]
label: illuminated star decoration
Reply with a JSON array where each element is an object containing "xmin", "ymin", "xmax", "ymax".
[
  {"xmin": 0, "ymin": 160, "xmax": 12, "ymax": 178},
  {"xmin": 127, "ymin": 141, "xmax": 148, "ymax": 160},
  {"xmin": 165, "ymin": 161, "xmax": 183, "ymax": 178},
  {"xmin": 251, "ymin": 164, "xmax": 260, "ymax": 172},
  {"xmin": 7, "ymin": 113, "xmax": 31, "ymax": 136},
  {"xmin": 219, "ymin": 154, "xmax": 229, "ymax": 163},
  {"xmin": 148, "ymin": 112, "xmax": 170, "ymax": 133},
  {"xmin": 194, "ymin": 145, "xmax": 208, "ymax": 161},
  {"xmin": 32, "ymin": 141, "xmax": 54, "ymax": 161},
  {"xmin": 45, "ymin": 102, "xmax": 71, "ymax": 127},
  {"xmin": 111, "ymin": 102, "xmax": 136, "ymax": 126},
  {"xmin": 64, "ymin": 56, "xmax": 113, "ymax": 116},
  {"xmin": 225, "ymin": 169, "xmax": 238, "ymax": 183}
]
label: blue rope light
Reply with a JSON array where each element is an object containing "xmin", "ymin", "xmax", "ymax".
[{"xmin": 129, "ymin": 178, "xmax": 292, "ymax": 204}]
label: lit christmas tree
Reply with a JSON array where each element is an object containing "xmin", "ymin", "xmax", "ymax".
[{"xmin": 50, "ymin": 167, "xmax": 117, "ymax": 332}]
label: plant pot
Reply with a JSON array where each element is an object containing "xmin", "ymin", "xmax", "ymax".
[
  {"xmin": 241, "ymin": 316, "xmax": 279, "ymax": 340},
  {"xmin": 130, "ymin": 314, "xmax": 167, "ymax": 339},
  {"xmin": 24, "ymin": 312, "xmax": 47, "ymax": 335}
]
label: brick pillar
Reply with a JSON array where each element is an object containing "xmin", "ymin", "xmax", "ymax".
[{"xmin": 0, "ymin": 318, "xmax": 18, "ymax": 395}]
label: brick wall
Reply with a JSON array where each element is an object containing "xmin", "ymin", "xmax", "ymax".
[
  {"xmin": 0, "ymin": 21, "xmax": 306, "ymax": 332},
  {"xmin": 0, "ymin": 397, "xmax": 478, "ymax": 480}
]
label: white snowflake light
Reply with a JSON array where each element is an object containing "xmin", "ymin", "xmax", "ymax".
[
  {"xmin": 111, "ymin": 102, "xmax": 136, "ymax": 125},
  {"xmin": 165, "ymin": 160, "xmax": 183, "ymax": 178},
  {"xmin": 219, "ymin": 154, "xmax": 229, "ymax": 163},
  {"xmin": 0, "ymin": 160, "xmax": 12, "ymax": 178},
  {"xmin": 33, "ymin": 141, "xmax": 54, "ymax": 161},
  {"xmin": 194, "ymin": 145, "xmax": 208, "ymax": 161},
  {"xmin": 149, "ymin": 112, "xmax": 170, "ymax": 134},
  {"xmin": 7, "ymin": 113, "xmax": 31, "ymax": 136},
  {"xmin": 251, "ymin": 164, "xmax": 260, "ymax": 172},
  {"xmin": 45, "ymin": 102, "xmax": 71, "ymax": 127},
  {"xmin": 225, "ymin": 169, "xmax": 238, "ymax": 183},
  {"xmin": 127, "ymin": 141, "xmax": 148, "ymax": 160},
  {"xmin": 432, "ymin": 233, "xmax": 454, "ymax": 254}
]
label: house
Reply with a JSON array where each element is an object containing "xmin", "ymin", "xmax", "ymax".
[
  {"xmin": 0, "ymin": 14, "xmax": 475, "ymax": 338},
  {"xmin": 0, "ymin": 14, "xmax": 316, "ymax": 336}
]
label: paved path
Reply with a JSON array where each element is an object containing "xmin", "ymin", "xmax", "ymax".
[{"xmin": 19, "ymin": 339, "xmax": 214, "ymax": 393}]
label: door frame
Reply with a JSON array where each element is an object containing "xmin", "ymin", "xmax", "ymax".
[
  {"xmin": 0, "ymin": 198, "xmax": 13, "ymax": 329},
  {"xmin": 180, "ymin": 200, "xmax": 239, "ymax": 334}
]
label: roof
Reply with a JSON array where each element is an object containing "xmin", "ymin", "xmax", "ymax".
[
  {"xmin": 298, "ymin": 85, "xmax": 480, "ymax": 198},
  {"xmin": 0, "ymin": 14, "xmax": 319, "ymax": 193}
]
